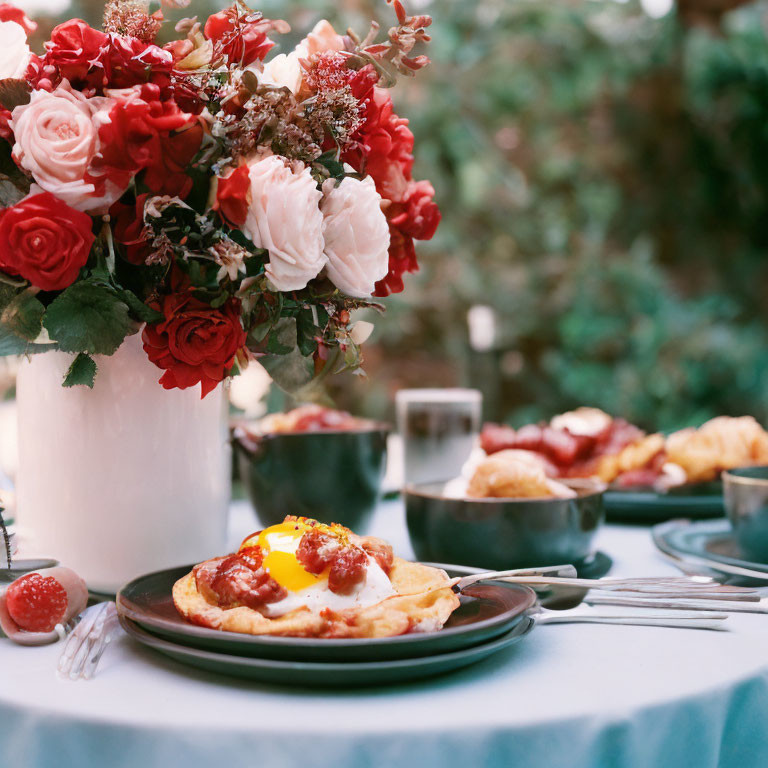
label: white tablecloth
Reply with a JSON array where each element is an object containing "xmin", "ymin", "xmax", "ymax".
[{"xmin": 1, "ymin": 500, "xmax": 768, "ymax": 768}]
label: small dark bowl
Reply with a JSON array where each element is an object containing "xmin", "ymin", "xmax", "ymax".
[
  {"xmin": 723, "ymin": 466, "xmax": 768, "ymax": 563},
  {"xmin": 233, "ymin": 425, "xmax": 389, "ymax": 533},
  {"xmin": 405, "ymin": 480, "xmax": 605, "ymax": 570}
]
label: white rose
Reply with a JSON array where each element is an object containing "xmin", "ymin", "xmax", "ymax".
[
  {"xmin": 11, "ymin": 84, "xmax": 119, "ymax": 212},
  {"xmin": 259, "ymin": 44, "xmax": 307, "ymax": 95},
  {"xmin": 0, "ymin": 21, "xmax": 30, "ymax": 80},
  {"xmin": 320, "ymin": 176, "xmax": 390, "ymax": 298},
  {"xmin": 241, "ymin": 156, "xmax": 325, "ymax": 291}
]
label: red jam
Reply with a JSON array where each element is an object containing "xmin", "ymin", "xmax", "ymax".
[{"xmin": 194, "ymin": 549, "xmax": 286, "ymax": 610}]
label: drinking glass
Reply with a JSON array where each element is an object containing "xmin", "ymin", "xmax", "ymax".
[{"xmin": 396, "ymin": 388, "xmax": 482, "ymax": 487}]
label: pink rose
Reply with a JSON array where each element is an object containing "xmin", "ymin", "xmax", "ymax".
[
  {"xmin": 241, "ymin": 156, "xmax": 325, "ymax": 292},
  {"xmin": 0, "ymin": 20, "xmax": 30, "ymax": 79},
  {"xmin": 301, "ymin": 20, "xmax": 347, "ymax": 56},
  {"xmin": 321, "ymin": 176, "xmax": 389, "ymax": 298},
  {"xmin": 10, "ymin": 84, "xmax": 120, "ymax": 212}
]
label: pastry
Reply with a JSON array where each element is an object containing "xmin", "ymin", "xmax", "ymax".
[
  {"xmin": 666, "ymin": 416, "xmax": 768, "ymax": 483},
  {"xmin": 173, "ymin": 517, "xmax": 460, "ymax": 638},
  {"xmin": 466, "ymin": 450, "xmax": 577, "ymax": 499}
]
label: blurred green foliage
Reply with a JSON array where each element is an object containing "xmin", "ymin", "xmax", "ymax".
[{"xmin": 38, "ymin": 0, "xmax": 768, "ymax": 429}]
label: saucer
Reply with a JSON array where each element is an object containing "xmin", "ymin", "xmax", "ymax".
[
  {"xmin": 652, "ymin": 519, "xmax": 768, "ymax": 584},
  {"xmin": 0, "ymin": 557, "xmax": 59, "ymax": 584},
  {"xmin": 604, "ymin": 486, "xmax": 724, "ymax": 524}
]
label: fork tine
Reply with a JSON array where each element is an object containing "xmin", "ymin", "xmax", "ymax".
[
  {"xmin": 82, "ymin": 614, "xmax": 115, "ymax": 681},
  {"xmin": 70, "ymin": 603, "xmax": 110, "ymax": 680},
  {"xmin": 57, "ymin": 603, "xmax": 108, "ymax": 679}
]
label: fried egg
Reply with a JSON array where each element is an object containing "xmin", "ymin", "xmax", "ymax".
[{"xmin": 240, "ymin": 521, "xmax": 395, "ymax": 618}]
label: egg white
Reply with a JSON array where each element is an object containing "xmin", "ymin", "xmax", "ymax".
[{"xmin": 259, "ymin": 530, "xmax": 396, "ymax": 617}]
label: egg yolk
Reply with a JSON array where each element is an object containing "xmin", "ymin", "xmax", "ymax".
[
  {"xmin": 263, "ymin": 551, "xmax": 325, "ymax": 592},
  {"xmin": 239, "ymin": 521, "xmax": 329, "ymax": 593}
]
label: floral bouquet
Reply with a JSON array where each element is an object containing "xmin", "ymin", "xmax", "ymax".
[{"xmin": 0, "ymin": 0, "xmax": 439, "ymax": 396}]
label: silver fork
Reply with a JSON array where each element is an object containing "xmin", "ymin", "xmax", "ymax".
[
  {"xmin": 57, "ymin": 602, "xmax": 119, "ymax": 681},
  {"xmin": 532, "ymin": 604, "xmax": 729, "ymax": 630}
]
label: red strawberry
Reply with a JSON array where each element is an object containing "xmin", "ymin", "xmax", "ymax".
[{"xmin": 6, "ymin": 573, "xmax": 68, "ymax": 633}]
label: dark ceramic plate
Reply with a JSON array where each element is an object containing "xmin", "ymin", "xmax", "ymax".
[
  {"xmin": 652, "ymin": 519, "xmax": 768, "ymax": 583},
  {"xmin": 116, "ymin": 565, "xmax": 537, "ymax": 662},
  {"xmin": 119, "ymin": 614, "xmax": 536, "ymax": 687},
  {"xmin": 604, "ymin": 482, "xmax": 724, "ymax": 524}
]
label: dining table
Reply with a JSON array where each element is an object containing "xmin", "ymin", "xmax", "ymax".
[{"xmin": 1, "ymin": 497, "xmax": 767, "ymax": 768}]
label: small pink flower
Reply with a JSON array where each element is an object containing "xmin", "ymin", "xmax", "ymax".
[{"xmin": 321, "ymin": 176, "xmax": 389, "ymax": 298}]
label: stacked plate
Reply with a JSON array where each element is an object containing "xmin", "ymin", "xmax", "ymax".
[
  {"xmin": 653, "ymin": 519, "xmax": 768, "ymax": 585},
  {"xmin": 116, "ymin": 565, "xmax": 537, "ymax": 686}
]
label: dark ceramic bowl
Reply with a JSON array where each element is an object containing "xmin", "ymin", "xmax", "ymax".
[
  {"xmin": 233, "ymin": 425, "xmax": 389, "ymax": 533},
  {"xmin": 404, "ymin": 480, "xmax": 605, "ymax": 570},
  {"xmin": 723, "ymin": 466, "xmax": 768, "ymax": 563}
]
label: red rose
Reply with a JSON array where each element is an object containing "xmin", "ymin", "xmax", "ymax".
[
  {"xmin": 344, "ymin": 87, "xmax": 440, "ymax": 297},
  {"xmin": 373, "ymin": 228, "xmax": 417, "ymax": 298},
  {"xmin": 143, "ymin": 121, "xmax": 203, "ymax": 198},
  {"xmin": 345, "ymin": 88, "xmax": 414, "ymax": 202},
  {"xmin": 373, "ymin": 182, "xmax": 440, "ymax": 298},
  {"xmin": 0, "ymin": 192, "xmax": 94, "ymax": 291},
  {"xmin": 40, "ymin": 20, "xmax": 109, "ymax": 93},
  {"xmin": 143, "ymin": 294, "xmax": 247, "ymax": 397},
  {"xmin": 110, "ymin": 194, "xmax": 150, "ymax": 265},
  {"xmin": 0, "ymin": 108, "xmax": 11, "ymax": 142},
  {"xmin": 0, "ymin": 3, "xmax": 36, "ymax": 35},
  {"xmin": 214, "ymin": 165, "xmax": 251, "ymax": 228},
  {"xmin": 388, "ymin": 180, "xmax": 441, "ymax": 241},
  {"xmin": 97, "ymin": 84, "xmax": 194, "ymax": 183},
  {"xmin": 105, "ymin": 36, "xmax": 174, "ymax": 91},
  {"xmin": 204, "ymin": 9, "xmax": 275, "ymax": 66},
  {"xmin": 349, "ymin": 64, "xmax": 378, "ymax": 102},
  {"xmin": 29, "ymin": 22, "xmax": 204, "ymax": 112}
]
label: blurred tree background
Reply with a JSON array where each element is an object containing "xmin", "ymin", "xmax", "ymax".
[{"xmin": 20, "ymin": 0, "xmax": 768, "ymax": 429}]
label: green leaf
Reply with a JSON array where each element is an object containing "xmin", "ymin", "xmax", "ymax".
[
  {"xmin": 266, "ymin": 333, "xmax": 294, "ymax": 355},
  {"xmin": 0, "ymin": 140, "xmax": 29, "ymax": 208},
  {"xmin": 62, "ymin": 353, "xmax": 97, "ymax": 388},
  {"xmin": 43, "ymin": 282, "xmax": 135, "ymax": 355},
  {"xmin": 1, "ymin": 289, "xmax": 45, "ymax": 341},
  {"xmin": 260, "ymin": 347, "xmax": 315, "ymax": 393},
  {"xmin": 0, "ymin": 325, "xmax": 56, "ymax": 356},
  {"xmin": 0, "ymin": 286, "xmax": 54, "ymax": 356},
  {"xmin": 296, "ymin": 308, "xmax": 319, "ymax": 357},
  {"xmin": 114, "ymin": 288, "xmax": 164, "ymax": 324},
  {"xmin": 258, "ymin": 318, "xmax": 315, "ymax": 393},
  {"xmin": 315, "ymin": 150, "xmax": 346, "ymax": 181}
]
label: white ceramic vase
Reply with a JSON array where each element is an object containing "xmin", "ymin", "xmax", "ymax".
[{"xmin": 15, "ymin": 332, "xmax": 231, "ymax": 593}]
